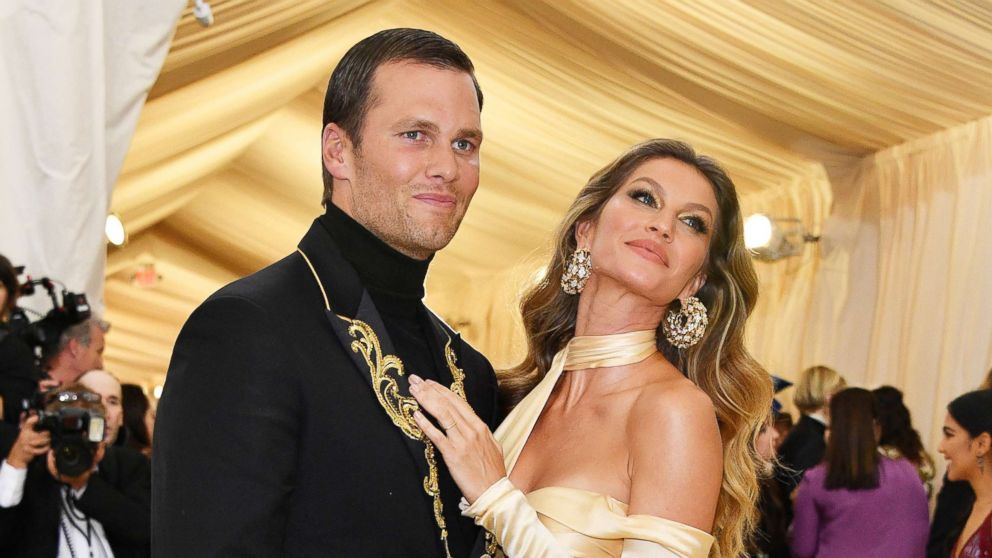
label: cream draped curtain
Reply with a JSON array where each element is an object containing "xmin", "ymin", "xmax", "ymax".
[
  {"xmin": 796, "ymin": 116, "xmax": 992, "ymax": 457},
  {"xmin": 0, "ymin": 0, "xmax": 184, "ymax": 316}
]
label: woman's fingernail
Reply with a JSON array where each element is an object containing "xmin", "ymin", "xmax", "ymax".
[{"xmin": 410, "ymin": 374, "xmax": 422, "ymax": 384}]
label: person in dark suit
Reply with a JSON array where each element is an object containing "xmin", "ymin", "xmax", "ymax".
[
  {"xmin": 0, "ymin": 384, "xmax": 151, "ymax": 558},
  {"xmin": 152, "ymin": 28, "xmax": 499, "ymax": 558},
  {"xmin": 775, "ymin": 365, "xmax": 846, "ymax": 509}
]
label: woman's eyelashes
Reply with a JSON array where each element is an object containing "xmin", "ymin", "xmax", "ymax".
[
  {"xmin": 628, "ymin": 188, "xmax": 659, "ymax": 208},
  {"xmin": 681, "ymin": 214, "xmax": 709, "ymax": 234},
  {"xmin": 628, "ymin": 188, "xmax": 709, "ymax": 234}
]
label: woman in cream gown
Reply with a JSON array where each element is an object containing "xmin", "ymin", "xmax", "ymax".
[{"xmin": 411, "ymin": 139, "xmax": 772, "ymax": 558}]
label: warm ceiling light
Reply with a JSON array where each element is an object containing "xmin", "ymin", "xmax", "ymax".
[{"xmin": 105, "ymin": 214, "xmax": 127, "ymax": 246}]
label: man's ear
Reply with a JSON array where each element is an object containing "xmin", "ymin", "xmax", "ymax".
[
  {"xmin": 67, "ymin": 338, "xmax": 83, "ymax": 359},
  {"xmin": 322, "ymin": 123, "xmax": 353, "ymax": 182}
]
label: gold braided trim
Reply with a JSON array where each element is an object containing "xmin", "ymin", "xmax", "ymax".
[{"xmin": 297, "ymin": 247, "xmax": 467, "ymax": 558}]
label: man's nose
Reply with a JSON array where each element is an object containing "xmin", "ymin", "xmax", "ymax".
[{"xmin": 426, "ymin": 144, "xmax": 458, "ymax": 182}]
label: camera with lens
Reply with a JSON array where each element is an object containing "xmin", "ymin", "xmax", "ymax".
[
  {"xmin": 30, "ymin": 390, "xmax": 106, "ymax": 476},
  {"xmin": 6, "ymin": 266, "xmax": 91, "ymax": 367}
]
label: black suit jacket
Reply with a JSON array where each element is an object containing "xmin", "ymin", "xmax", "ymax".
[
  {"xmin": 0, "ymin": 445, "xmax": 151, "ymax": 558},
  {"xmin": 776, "ymin": 414, "xmax": 827, "ymax": 492},
  {"xmin": 152, "ymin": 219, "xmax": 500, "ymax": 557}
]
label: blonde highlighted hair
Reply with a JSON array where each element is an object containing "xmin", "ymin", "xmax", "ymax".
[
  {"xmin": 792, "ymin": 365, "xmax": 846, "ymax": 414},
  {"xmin": 501, "ymin": 139, "xmax": 773, "ymax": 558}
]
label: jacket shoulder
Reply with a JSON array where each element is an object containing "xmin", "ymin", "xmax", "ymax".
[{"xmin": 425, "ymin": 309, "xmax": 493, "ymax": 373}]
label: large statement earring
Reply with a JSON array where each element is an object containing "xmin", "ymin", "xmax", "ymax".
[
  {"xmin": 561, "ymin": 249, "xmax": 592, "ymax": 295},
  {"xmin": 663, "ymin": 296, "xmax": 708, "ymax": 349}
]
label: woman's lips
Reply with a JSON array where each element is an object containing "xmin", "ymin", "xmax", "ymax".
[{"xmin": 626, "ymin": 239, "xmax": 669, "ymax": 265}]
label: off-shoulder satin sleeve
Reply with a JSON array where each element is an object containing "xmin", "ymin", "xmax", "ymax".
[{"xmin": 463, "ymin": 478, "xmax": 714, "ymax": 558}]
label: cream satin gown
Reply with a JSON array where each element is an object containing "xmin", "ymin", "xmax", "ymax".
[{"xmin": 462, "ymin": 330, "xmax": 714, "ymax": 558}]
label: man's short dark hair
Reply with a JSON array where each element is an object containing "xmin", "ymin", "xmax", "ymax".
[{"xmin": 320, "ymin": 28, "xmax": 483, "ymax": 207}]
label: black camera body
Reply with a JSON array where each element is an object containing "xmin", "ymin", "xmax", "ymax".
[
  {"xmin": 31, "ymin": 397, "xmax": 106, "ymax": 477},
  {"xmin": 7, "ymin": 270, "xmax": 91, "ymax": 366}
]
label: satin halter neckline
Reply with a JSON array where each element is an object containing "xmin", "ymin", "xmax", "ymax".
[{"xmin": 563, "ymin": 329, "xmax": 658, "ymax": 371}]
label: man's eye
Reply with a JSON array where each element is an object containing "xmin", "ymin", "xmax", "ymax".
[
  {"xmin": 628, "ymin": 189, "xmax": 657, "ymax": 208},
  {"xmin": 453, "ymin": 139, "xmax": 474, "ymax": 152},
  {"xmin": 401, "ymin": 131, "xmax": 424, "ymax": 140}
]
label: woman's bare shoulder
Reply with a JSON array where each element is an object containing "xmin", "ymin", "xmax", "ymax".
[
  {"xmin": 625, "ymin": 363, "xmax": 722, "ymax": 526},
  {"xmin": 629, "ymin": 363, "xmax": 717, "ymax": 431}
]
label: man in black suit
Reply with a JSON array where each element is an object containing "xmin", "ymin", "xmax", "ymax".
[
  {"xmin": 0, "ymin": 384, "xmax": 151, "ymax": 558},
  {"xmin": 153, "ymin": 28, "xmax": 499, "ymax": 557}
]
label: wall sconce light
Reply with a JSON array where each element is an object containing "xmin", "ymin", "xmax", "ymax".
[
  {"xmin": 744, "ymin": 214, "xmax": 819, "ymax": 261},
  {"xmin": 105, "ymin": 214, "xmax": 128, "ymax": 247}
]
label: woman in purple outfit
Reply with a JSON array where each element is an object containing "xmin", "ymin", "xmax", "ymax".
[{"xmin": 790, "ymin": 387, "xmax": 929, "ymax": 558}]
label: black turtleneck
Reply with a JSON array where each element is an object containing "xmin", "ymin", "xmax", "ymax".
[
  {"xmin": 317, "ymin": 204, "xmax": 475, "ymax": 555},
  {"xmin": 317, "ymin": 203, "xmax": 444, "ymax": 380}
]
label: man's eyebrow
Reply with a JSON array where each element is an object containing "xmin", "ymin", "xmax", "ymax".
[
  {"xmin": 396, "ymin": 119, "xmax": 440, "ymax": 134},
  {"xmin": 457, "ymin": 127, "xmax": 483, "ymax": 142},
  {"xmin": 631, "ymin": 176, "xmax": 713, "ymax": 218}
]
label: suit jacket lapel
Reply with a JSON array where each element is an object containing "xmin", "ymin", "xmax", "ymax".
[
  {"xmin": 420, "ymin": 307, "xmax": 457, "ymax": 389},
  {"xmin": 297, "ymin": 219, "xmax": 432, "ymax": 487}
]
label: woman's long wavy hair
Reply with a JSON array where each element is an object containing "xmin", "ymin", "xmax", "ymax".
[{"xmin": 501, "ymin": 139, "xmax": 772, "ymax": 558}]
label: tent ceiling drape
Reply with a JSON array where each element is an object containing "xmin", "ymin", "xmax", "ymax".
[{"xmin": 103, "ymin": 0, "xmax": 992, "ymax": 393}]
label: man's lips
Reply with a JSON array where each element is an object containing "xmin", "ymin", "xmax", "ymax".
[
  {"xmin": 626, "ymin": 239, "xmax": 669, "ymax": 266},
  {"xmin": 413, "ymin": 193, "xmax": 457, "ymax": 208}
]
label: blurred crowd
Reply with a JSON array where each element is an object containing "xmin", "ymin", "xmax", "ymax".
[
  {"xmin": 1, "ymin": 254, "xmax": 154, "ymax": 557},
  {"xmin": 749, "ymin": 364, "xmax": 992, "ymax": 558}
]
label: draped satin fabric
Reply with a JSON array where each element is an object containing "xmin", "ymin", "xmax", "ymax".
[{"xmin": 465, "ymin": 330, "xmax": 714, "ymax": 557}]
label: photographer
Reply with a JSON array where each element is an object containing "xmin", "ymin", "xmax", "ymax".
[
  {"xmin": 0, "ymin": 383, "xmax": 151, "ymax": 558},
  {"xmin": 44, "ymin": 318, "xmax": 109, "ymax": 387},
  {"xmin": 0, "ymin": 255, "xmax": 42, "ymax": 432}
]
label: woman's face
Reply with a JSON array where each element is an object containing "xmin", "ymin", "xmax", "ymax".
[
  {"xmin": 579, "ymin": 157, "xmax": 717, "ymax": 307},
  {"xmin": 939, "ymin": 413, "xmax": 983, "ymax": 481}
]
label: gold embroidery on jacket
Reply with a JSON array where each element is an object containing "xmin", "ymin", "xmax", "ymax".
[
  {"xmin": 297, "ymin": 247, "xmax": 467, "ymax": 558},
  {"xmin": 344, "ymin": 318, "xmax": 465, "ymax": 558}
]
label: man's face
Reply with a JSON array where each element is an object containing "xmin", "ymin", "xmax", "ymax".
[
  {"xmin": 74, "ymin": 324, "xmax": 105, "ymax": 378},
  {"xmin": 327, "ymin": 61, "xmax": 483, "ymax": 259},
  {"xmin": 79, "ymin": 370, "xmax": 122, "ymax": 444}
]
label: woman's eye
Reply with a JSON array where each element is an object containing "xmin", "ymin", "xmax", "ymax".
[
  {"xmin": 681, "ymin": 215, "xmax": 709, "ymax": 234},
  {"xmin": 628, "ymin": 189, "xmax": 658, "ymax": 208}
]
